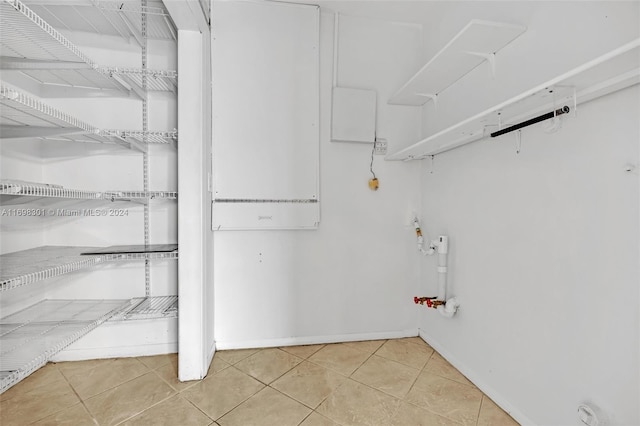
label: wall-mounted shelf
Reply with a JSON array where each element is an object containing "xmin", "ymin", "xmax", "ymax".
[
  {"xmin": 1, "ymin": 82, "xmax": 100, "ymax": 139},
  {"xmin": 101, "ymin": 251, "xmax": 179, "ymax": 261},
  {"xmin": 0, "ymin": 247, "xmax": 102, "ymax": 292},
  {"xmin": 24, "ymin": 0, "xmax": 177, "ymax": 43},
  {"xmin": 1, "ymin": 180, "xmax": 101, "ymax": 201},
  {"xmin": 106, "ymin": 68, "xmax": 177, "ymax": 94},
  {"xmin": 102, "ymin": 190, "xmax": 178, "ymax": 202},
  {"xmin": 0, "ymin": 298, "xmax": 130, "ymax": 393},
  {"xmin": 386, "ymin": 38, "xmax": 640, "ymax": 161},
  {"xmin": 0, "ymin": 245, "xmax": 178, "ymax": 292},
  {"xmin": 0, "ymin": 0, "xmax": 177, "ymax": 98},
  {"xmin": 0, "ymin": 83, "xmax": 177, "ymax": 146},
  {"xmin": 0, "ymin": 180, "xmax": 177, "ymax": 204},
  {"xmin": 80, "ymin": 244, "xmax": 178, "ymax": 255},
  {"xmin": 98, "ymin": 129, "xmax": 177, "ymax": 148},
  {"xmin": 388, "ymin": 20, "xmax": 526, "ymax": 106}
]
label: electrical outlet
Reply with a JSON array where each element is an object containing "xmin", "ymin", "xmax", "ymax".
[{"xmin": 374, "ymin": 139, "xmax": 387, "ymax": 155}]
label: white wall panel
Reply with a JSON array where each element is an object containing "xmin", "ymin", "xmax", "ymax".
[{"xmin": 211, "ymin": 0, "xmax": 319, "ymax": 229}]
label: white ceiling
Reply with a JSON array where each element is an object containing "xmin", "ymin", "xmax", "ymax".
[
  {"xmin": 284, "ymin": 0, "xmax": 447, "ymax": 25},
  {"xmin": 281, "ymin": 1, "xmax": 541, "ymax": 26}
]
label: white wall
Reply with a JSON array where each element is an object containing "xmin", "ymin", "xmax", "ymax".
[
  {"xmin": 419, "ymin": 86, "xmax": 639, "ymax": 426},
  {"xmin": 0, "ymin": 141, "xmax": 45, "ymax": 253},
  {"xmin": 415, "ymin": 3, "xmax": 639, "ymax": 425},
  {"xmin": 213, "ymin": 12, "xmax": 423, "ymax": 348}
]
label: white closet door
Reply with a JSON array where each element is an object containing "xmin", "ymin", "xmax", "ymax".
[{"xmin": 211, "ymin": 0, "xmax": 319, "ymax": 230}]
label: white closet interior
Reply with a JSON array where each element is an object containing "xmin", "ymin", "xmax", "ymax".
[
  {"xmin": 0, "ymin": 0, "xmax": 179, "ymax": 393},
  {"xmin": 1, "ymin": 1, "xmax": 638, "ymax": 425}
]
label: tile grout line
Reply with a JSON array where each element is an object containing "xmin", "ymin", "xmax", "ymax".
[
  {"xmin": 278, "ymin": 343, "xmax": 326, "ymax": 359},
  {"xmin": 171, "ymin": 363, "xmax": 233, "ymax": 424},
  {"xmin": 377, "ymin": 344, "xmax": 471, "ymax": 426},
  {"xmin": 215, "ymin": 354, "xmax": 315, "ymax": 422},
  {"xmin": 356, "ymin": 339, "xmax": 433, "ymax": 399},
  {"xmin": 135, "ymin": 355, "xmax": 175, "ymax": 372},
  {"xmin": 346, "ymin": 357, "xmax": 422, "ymax": 401},
  {"xmin": 267, "ymin": 370, "xmax": 337, "ymax": 413},
  {"xmin": 59, "ymin": 358, "xmax": 152, "ymax": 403},
  {"xmin": 179, "ymin": 391, "xmax": 217, "ymax": 425},
  {"xmin": 302, "ymin": 341, "xmax": 382, "ymax": 378},
  {"xmin": 428, "ymin": 352, "xmax": 478, "ymax": 388},
  {"xmin": 209, "ymin": 365, "xmax": 268, "ymax": 423},
  {"xmin": 243, "ymin": 348, "xmax": 306, "ymax": 387},
  {"xmin": 403, "ymin": 347, "xmax": 435, "ymax": 397},
  {"xmin": 362, "ymin": 339, "xmax": 408, "ymax": 426},
  {"xmin": 152, "ymin": 365, "xmax": 199, "ymax": 393},
  {"xmin": 89, "ymin": 361, "xmax": 178, "ymax": 425},
  {"xmin": 402, "ymin": 347, "xmax": 480, "ymax": 426},
  {"xmin": 236, "ymin": 345, "xmax": 329, "ymax": 394},
  {"xmin": 321, "ymin": 340, "xmax": 402, "ymax": 425},
  {"xmin": 223, "ymin": 342, "xmax": 388, "ymax": 426},
  {"xmin": 296, "ymin": 410, "xmax": 315, "ymax": 426},
  {"xmin": 214, "ymin": 348, "xmax": 262, "ymax": 366},
  {"xmin": 292, "ymin": 339, "xmax": 418, "ymax": 416},
  {"xmin": 68, "ymin": 362, "xmax": 172, "ymax": 426},
  {"xmin": 476, "ymin": 394, "xmax": 486, "ymax": 426},
  {"xmin": 112, "ymin": 390, "xmax": 178, "ymax": 426},
  {"xmin": 52, "ymin": 362, "xmax": 100, "ymax": 426}
]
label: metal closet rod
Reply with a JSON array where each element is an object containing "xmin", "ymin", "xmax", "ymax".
[{"xmin": 490, "ymin": 105, "xmax": 570, "ymax": 138}]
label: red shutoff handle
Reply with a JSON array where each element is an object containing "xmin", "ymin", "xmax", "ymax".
[{"xmin": 414, "ymin": 296, "xmax": 439, "ymax": 308}]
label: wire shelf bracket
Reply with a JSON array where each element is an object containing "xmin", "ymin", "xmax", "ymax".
[{"xmin": 109, "ymin": 296, "xmax": 178, "ymax": 321}]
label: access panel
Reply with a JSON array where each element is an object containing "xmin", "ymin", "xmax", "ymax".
[{"xmin": 211, "ymin": 0, "xmax": 319, "ymax": 230}]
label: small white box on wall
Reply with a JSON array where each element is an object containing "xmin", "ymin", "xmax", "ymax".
[{"xmin": 331, "ymin": 87, "xmax": 377, "ymax": 143}]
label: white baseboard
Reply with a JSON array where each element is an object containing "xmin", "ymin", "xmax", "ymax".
[
  {"xmin": 51, "ymin": 342, "xmax": 177, "ymax": 362},
  {"xmin": 215, "ymin": 328, "xmax": 419, "ymax": 350},
  {"xmin": 51, "ymin": 317, "xmax": 177, "ymax": 362},
  {"xmin": 418, "ymin": 329, "xmax": 534, "ymax": 426}
]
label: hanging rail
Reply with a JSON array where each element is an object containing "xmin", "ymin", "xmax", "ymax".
[{"xmin": 490, "ymin": 106, "xmax": 570, "ymax": 138}]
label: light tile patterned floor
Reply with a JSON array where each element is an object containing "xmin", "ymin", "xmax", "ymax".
[{"xmin": 0, "ymin": 338, "xmax": 519, "ymax": 425}]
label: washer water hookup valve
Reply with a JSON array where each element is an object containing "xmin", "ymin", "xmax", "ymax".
[{"xmin": 414, "ymin": 296, "xmax": 445, "ymax": 308}]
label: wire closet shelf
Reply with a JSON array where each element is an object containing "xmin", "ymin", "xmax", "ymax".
[
  {"xmin": 0, "ymin": 246, "xmax": 179, "ymax": 292},
  {"xmin": 0, "ymin": 180, "xmax": 177, "ymax": 201},
  {"xmin": 0, "ymin": 0, "xmax": 177, "ymax": 96},
  {"xmin": 25, "ymin": 0, "xmax": 177, "ymax": 42},
  {"xmin": 0, "ymin": 299, "xmax": 130, "ymax": 393},
  {"xmin": 0, "ymin": 83, "xmax": 178, "ymax": 145}
]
